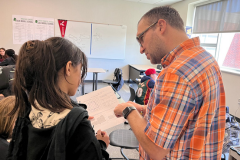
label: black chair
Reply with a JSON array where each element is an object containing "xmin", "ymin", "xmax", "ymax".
[
  {"xmin": 128, "ymin": 84, "xmax": 135, "ymax": 102},
  {"xmin": 109, "ymin": 129, "xmax": 139, "ymax": 160},
  {"xmin": 0, "ymin": 65, "xmax": 15, "ymax": 97},
  {"xmin": 157, "ymin": 64, "xmax": 162, "ymax": 70},
  {"xmin": 103, "ymin": 68, "xmax": 124, "ymax": 97},
  {"xmin": 103, "ymin": 68, "xmax": 124, "ymax": 91}
]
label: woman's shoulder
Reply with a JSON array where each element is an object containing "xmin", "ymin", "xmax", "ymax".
[{"xmin": 66, "ymin": 103, "xmax": 88, "ymax": 120}]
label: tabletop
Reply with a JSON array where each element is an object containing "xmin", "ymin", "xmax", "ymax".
[{"xmin": 88, "ymin": 68, "xmax": 106, "ymax": 73}]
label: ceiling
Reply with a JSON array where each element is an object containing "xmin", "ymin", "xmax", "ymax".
[{"xmin": 123, "ymin": 0, "xmax": 183, "ymax": 6}]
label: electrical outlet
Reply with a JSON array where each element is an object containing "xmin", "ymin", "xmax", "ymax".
[{"xmin": 238, "ymin": 98, "xmax": 240, "ymax": 104}]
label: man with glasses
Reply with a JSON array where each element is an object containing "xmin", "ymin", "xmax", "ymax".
[{"xmin": 114, "ymin": 6, "xmax": 225, "ymax": 160}]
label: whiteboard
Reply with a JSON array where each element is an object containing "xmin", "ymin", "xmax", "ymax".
[
  {"xmin": 55, "ymin": 20, "xmax": 127, "ymax": 59},
  {"xmin": 55, "ymin": 20, "xmax": 91, "ymax": 55},
  {"xmin": 90, "ymin": 24, "xmax": 126, "ymax": 59}
]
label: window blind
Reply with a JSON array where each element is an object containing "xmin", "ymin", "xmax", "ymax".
[{"xmin": 193, "ymin": 0, "xmax": 240, "ymax": 33}]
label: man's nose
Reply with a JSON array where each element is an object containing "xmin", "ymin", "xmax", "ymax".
[{"xmin": 140, "ymin": 46, "xmax": 145, "ymax": 54}]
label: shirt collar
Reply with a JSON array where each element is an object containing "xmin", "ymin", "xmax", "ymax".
[{"xmin": 161, "ymin": 37, "xmax": 200, "ymax": 68}]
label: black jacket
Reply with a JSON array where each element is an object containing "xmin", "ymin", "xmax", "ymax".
[
  {"xmin": 0, "ymin": 57, "xmax": 16, "ymax": 66},
  {"xmin": 0, "ymin": 136, "xmax": 9, "ymax": 160},
  {"xmin": 7, "ymin": 101, "xmax": 109, "ymax": 160}
]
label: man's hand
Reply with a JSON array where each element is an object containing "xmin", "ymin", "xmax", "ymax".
[
  {"xmin": 127, "ymin": 101, "xmax": 146, "ymax": 116},
  {"xmin": 114, "ymin": 103, "xmax": 132, "ymax": 118}
]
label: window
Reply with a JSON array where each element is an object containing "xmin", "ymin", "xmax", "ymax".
[
  {"xmin": 192, "ymin": 33, "xmax": 240, "ymax": 72},
  {"xmin": 192, "ymin": 0, "xmax": 240, "ymax": 74}
]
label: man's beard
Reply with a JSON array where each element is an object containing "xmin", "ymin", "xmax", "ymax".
[{"xmin": 149, "ymin": 35, "xmax": 167, "ymax": 64}]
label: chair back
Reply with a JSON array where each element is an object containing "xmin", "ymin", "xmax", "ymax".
[
  {"xmin": 0, "ymin": 65, "xmax": 15, "ymax": 96},
  {"xmin": 157, "ymin": 64, "xmax": 162, "ymax": 70},
  {"xmin": 112, "ymin": 68, "xmax": 124, "ymax": 91},
  {"xmin": 128, "ymin": 84, "xmax": 135, "ymax": 101},
  {"xmin": 113, "ymin": 68, "xmax": 122, "ymax": 81},
  {"xmin": 0, "ymin": 65, "xmax": 15, "ymax": 90}
]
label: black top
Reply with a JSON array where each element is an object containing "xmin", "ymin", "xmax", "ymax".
[
  {"xmin": 0, "ymin": 137, "xmax": 9, "ymax": 160},
  {"xmin": 0, "ymin": 57, "xmax": 16, "ymax": 66},
  {"xmin": 7, "ymin": 101, "xmax": 109, "ymax": 160}
]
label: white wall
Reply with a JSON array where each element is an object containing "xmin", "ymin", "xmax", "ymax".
[
  {"xmin": 171, "ymin": 0, "xmax": 240, "ymax": 118},
  {"xmin": 0, "ymin": 0, "xmax": 157, "ymax": 81}
]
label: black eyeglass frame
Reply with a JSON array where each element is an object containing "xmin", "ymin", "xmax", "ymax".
[{"xmin": 136, "ymin": 21, "xmax": 158, "ymax": 46}]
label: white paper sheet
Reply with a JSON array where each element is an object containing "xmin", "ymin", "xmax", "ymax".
[
  {"xmin": 76, "ymin": 86, "xmax": 125, "ymax": 131},
  {"xmin": 34, "ymin": 17, "xmax": 54, "ymax": 41},
  {"xmin": 12, "ymin": 15, "xmax": 34, "ymax": 44},
  {"xmin": 12, "ymin": 15, "xmax": 54, "ymax": 44}
]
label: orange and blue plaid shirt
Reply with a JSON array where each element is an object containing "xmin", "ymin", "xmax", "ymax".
[{"xmin": 139, "ymin": 37, "xmax": 226, "ymax": 160}]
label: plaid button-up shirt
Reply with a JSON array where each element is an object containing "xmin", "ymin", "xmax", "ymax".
[{"xmin": 139, "ymin": 37, "xmax": 226, "ymax": 160}]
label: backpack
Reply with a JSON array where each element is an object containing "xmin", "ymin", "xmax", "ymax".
[{"xmin": 222, "ymin": 106, "xmax": 240, "ymax": 155}]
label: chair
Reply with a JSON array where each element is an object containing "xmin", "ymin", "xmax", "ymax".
[
  {"xmin": 109, "ymin": 129, "xmax": 139, "ymax": 160},
  {"xmin": 157, "ymin": 64, "xmax": 162, "ymax": 70},
  {"xmin": 128, "ymin": 84, "xmax": 136, "ymax": 102},
  {"xmin": 103, "ymin": 68, "xmax": 124, "ymax": 91},
  {"xmin": 103, "ymin": 68, "xmax": 124, "ymax": 98},
  {"xmin": 0, "ymin": 65, "xmax": 15, "ymax": 97}
]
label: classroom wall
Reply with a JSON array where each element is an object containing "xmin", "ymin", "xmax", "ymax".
[
  {"xmin": 171, "ymin": 0, "xmax": 240, "ymax": 118},
  {"xmin": 0, "ymin": 0, "xmax": 157, "ymax": 81}
]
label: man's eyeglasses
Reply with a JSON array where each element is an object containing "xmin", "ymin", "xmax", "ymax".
[{"xmin": 136, "ymin": 21, "xmax": 158, "ymax": 46}]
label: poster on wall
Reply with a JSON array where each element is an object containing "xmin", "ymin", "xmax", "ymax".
[
  {"xmin": 12, "ymin": 15, "xmax": 54, "ymax": 44},
  {"xmin": 12, "ymin": 15, "xmax": 34, "ymax": 44},
  {"xmin": 186, "ymin": 26, "xmax": 192, "ymax": 38},
  {"xmin": 34, "ymin": 17, "xmax": 54, "ymax": 41}
]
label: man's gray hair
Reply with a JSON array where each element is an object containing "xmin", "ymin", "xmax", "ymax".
[{"xmin": 141, "ymin": 6, "xmax": 185, "ymax": 32}]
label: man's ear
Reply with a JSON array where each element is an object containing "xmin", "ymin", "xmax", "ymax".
[
  {"xmin": 157, "ymin": 19, "xmax": 167, "ymax": 33},
  {"xmin": 65, "ymin": 61, "xmax": 72, "ymax": 77}
]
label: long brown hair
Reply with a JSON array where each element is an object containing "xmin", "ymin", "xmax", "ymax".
[
  {"xmin": 0, "ymin": 96, "xmax": 18, "ymax": 139},
  {"xmin": 0, "ymin": 48, "xmax": 7, "ymax": 60},
  {"xmin": 10, "ymin": 37, "xmax": 88, "ymax": 117}
]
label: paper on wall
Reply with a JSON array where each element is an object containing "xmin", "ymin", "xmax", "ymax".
[{"xmin": 12, "ymin": 15, "xmax": 54, "ymax": 44}]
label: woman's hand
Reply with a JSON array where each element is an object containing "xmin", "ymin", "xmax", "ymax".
[
  {"xmin": 96, "ymin": 130, "xmax": 110, "ymax": 147},
  {"xmin": 0, "ymin": 94, "xmax": 4, "ymax": 100}
]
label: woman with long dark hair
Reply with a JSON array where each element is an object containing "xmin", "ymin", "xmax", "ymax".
[
  {"xmin": 7, "ymin": 37, "xmax": 110, "ymax": 160},
  {"xmin": 0, "ymin": 48, "xmax": 7, "ymax": 62}
]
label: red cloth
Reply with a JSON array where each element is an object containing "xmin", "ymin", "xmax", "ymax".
[{"xmin": 145, "ymin": 68, "xmax": 156, "ymax": 76}]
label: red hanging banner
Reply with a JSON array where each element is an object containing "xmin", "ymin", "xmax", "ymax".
[{"xmin": 58, "ymin": 19, "xmax": 67, "ymax": 38}]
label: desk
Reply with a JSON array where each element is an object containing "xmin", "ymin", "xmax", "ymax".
[
  {"xmin": 82, "ymin": 68, "xmax": 106, "ymax": 94},
  {"xmin": 88, "ymin": 68, "xmax": 106, "ymax": 91},
  {"xmin": 129, "ymin": 64, "xmax": 161, "ymax": 83}
]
